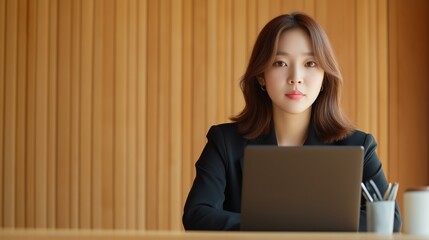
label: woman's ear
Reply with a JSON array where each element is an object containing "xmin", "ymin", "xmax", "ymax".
[{"xmin": 257, "ymin": 75, "xmax": 265, "ymax": 85}]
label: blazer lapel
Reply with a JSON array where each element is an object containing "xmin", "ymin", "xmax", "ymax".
[
  {"xmin": 248, "ymin": 120, "xmax": 277, "ymax": 146},
  {"xmin": 303, "ymin": 122, "xmax": 325, "ymax": 145}
]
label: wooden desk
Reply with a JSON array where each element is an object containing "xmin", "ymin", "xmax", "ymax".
[{"xmin": 1, "ymin": 229, "xmax": 429, "ymax": 240}]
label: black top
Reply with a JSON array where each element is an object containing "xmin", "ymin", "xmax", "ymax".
[{"xmin": 183, "ymin": 122, "xmax": 402, "ymax": 231}]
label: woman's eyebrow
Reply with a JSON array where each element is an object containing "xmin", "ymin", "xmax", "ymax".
[{"xmin": 276, "ymin": 51, "xmax": 315, "ymax": 56}]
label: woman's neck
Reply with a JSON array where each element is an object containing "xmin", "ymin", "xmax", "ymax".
[{"xmin": 273, "ymin": 108, "xmax": 311, "ymax": 146}]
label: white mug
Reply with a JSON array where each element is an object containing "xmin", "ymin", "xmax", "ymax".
[{"xmin": 404, "ymin": 186, "xmax": 429, "ymax": 235}]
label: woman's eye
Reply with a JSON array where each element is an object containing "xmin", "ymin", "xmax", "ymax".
[
  {"xmin": 305, "ymin": 61, "xmax": 317, "ymax": 68},
  {"xmin": 273, "ymin": 61, "xmax": 287, "ymax": 67}
]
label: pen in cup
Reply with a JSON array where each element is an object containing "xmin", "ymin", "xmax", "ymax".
[
  {"xmin": 383, "ymin": 183, "xmax": 392, "ymax": 201},
  {"xmin": 386, "ymin": 183, "xmax": 399, "ymax": 201},
  {"xmin": 369, "ymin": 180, "xmax": 383, "ymax": 201},
  {"xmin": 364, "ymin": 180, "xmax": 398, "ymax": 233},
  {"xmin": 361, "ymin": 181, "xmax": 399, "ymax": 202},
  {"xmin": 361, "ymin": 182, "xmax": 374, "ymax": 202}
]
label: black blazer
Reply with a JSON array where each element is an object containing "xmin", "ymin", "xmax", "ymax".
[{"xmin": 183, "ymin": 122, "xmax": 402, "ymax": 231}]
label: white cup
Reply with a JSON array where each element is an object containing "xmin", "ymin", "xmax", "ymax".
[
  {"xmin": 404, "ymin": 187, "xmax": 429, "ymax": 235},
  {"xmin": 366, "ymin": 201, "xmax": 395, "ymax": 233}
]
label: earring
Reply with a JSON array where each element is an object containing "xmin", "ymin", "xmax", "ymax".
[
  {"xmin": 260, "ymin": 84, "xmax": 267, "ymax": 91},
  {"xmin": 320, "ymin": 85, "xmax": 324, "ymax": 92}
]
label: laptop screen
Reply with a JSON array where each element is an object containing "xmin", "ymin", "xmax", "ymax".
[{"xmin": 240, "ymin": 146, "xmax": 364, "ymax": 231}]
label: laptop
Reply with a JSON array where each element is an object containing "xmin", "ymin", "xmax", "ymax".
[{"xmin": 240, "ymin": 146, "xmax": 364, "ymax": 231}]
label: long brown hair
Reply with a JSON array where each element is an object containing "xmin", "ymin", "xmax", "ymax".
[{"xmin": 231, "ymin": 12, "xmax": 354, "ymax": 143}]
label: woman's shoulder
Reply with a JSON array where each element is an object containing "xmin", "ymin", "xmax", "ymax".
[
  {"xmin": 207, "ymin": 122, "xmax": 244, "ymax": 140},
  {"xmin": 206, "ymin": 122, "xmax": 248, "ymax": 156},
  {"xmin": 337, "ymin": 129, "xmax": 376, "ymax": 147}
]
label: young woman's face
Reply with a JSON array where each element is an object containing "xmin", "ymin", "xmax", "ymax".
[{"xmin": 262, "ymin": 28, "xmax": 324, "ymax": 115}]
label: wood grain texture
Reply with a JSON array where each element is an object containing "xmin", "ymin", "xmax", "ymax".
[
  {"xmin": 146, "ymin": 0, "xmax": 159, "ymax": 230},
  {"xmin": 92, "ymin": 0, "xmax": 103, "ymax": 229},
  {"xmin": 136, "ymin": 0, "xmax": 148, "ymax": 230},
  {"xmin": 0, "ymin": 0, "xmax": 5, "ymax": 226},
  {"xmin": 16, "ymin": 0, "xmax": 29, "ymax": 228},
  {"xmin": 389, "ymin": 0, "xmax": 429, "ymax": 210},
  {"xmin": 48, "ymin": 0, "xmax": 58, "ymax": 229},
  {"xmin": 25, "ymin": 0, "xmax": 37, "ymax": 227},
  {"xmin": 3, "ymin": 0, "xmax": 18, "ymax": 228},
  {"xmin": 80, "ymin": 0, "xmax": 94, "ymax": 229},
  {"xmin": 35, "ymin": 0, "xmax": 49, "ymax": 228}
]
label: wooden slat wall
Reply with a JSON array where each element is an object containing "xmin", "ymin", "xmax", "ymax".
[
  {"xmin": 1, "ymin": 0, "xmax": 428, "ymax": 231},
  {"xmin": 388, "ymin": 0, "xmax": 429, "ymax": 210}
]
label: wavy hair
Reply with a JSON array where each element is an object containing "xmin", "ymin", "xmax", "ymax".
[{"xmin": 231, "ymin": 12, "xmax": 354, "ymax": 143}]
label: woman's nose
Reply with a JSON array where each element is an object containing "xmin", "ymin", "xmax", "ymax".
[
  {"xmin": 288, "ymin": 66, "xmax": 303, "ymax": 85},
  {"xmin": 288, "ymin": 79, "xmax": 302, "ymax": 84}
]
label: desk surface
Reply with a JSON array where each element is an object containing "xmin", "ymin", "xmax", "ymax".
[{"xmin": 1, "ymin": 229, "xmax": 429, "ymax": 240}]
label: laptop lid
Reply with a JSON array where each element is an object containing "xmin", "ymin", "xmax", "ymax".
[{"xmin": 240, "ymin": 146, "xmax": 364, "ymax": 231}]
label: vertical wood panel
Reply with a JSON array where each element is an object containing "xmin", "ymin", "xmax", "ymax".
[
  {"xmin": 181, "ymin": 0, "xmax": 193, "ymax": 216},
  {"xmin": 314, "ymin": 0, "xmax": 327, "ymax": 28},
  {"xmin": 3, "ymin": 0, "xmax": 18, "ymax": 227},
  {"xmin": 146, "ymin": 0, "xmax": 159, "ymax": 230},
  {"xmin": 375, "ymin": 0, "xmax": 388, "ymax": 169},
  {"xmin": 136, "ymin": 0, "xmax": 147, "ymax": 230},
  {"xmin": 101, "ymin": 0, "xmax": 114, "ymax": 229},
  {"xmin": 303, "ymin": 0, "xmax": 315, "ymax": 16},
  {"xmin": 356, "ymin": 0, "xmax": 370, "ymax": 131},
  {"xmin": 355, "ymin": 0, "xmax": 389, "ymax": 168},
  {"xmin": 224, "ymin": 0, "xmax": 233, "ymax": 120},
  {"xmin": 389, "ymin": 0, "xmax": 429, "ymax": 209},
  {"xmin": 269, "ymin": 0, "xmax": 282, "ymax": 18},
  {"xmin": 232, "ymin": 0, "xmax": 246, "ymax": 115},
  {"xmin": 170, "ymin": 0, "xmax": 182, "ymax": 230},
  {"xmin": 47, "ymin": 0, "xmax": 58, "ymax": 228},
  {"xmin": 35, "ymin": 0, "xmax": 49, "ymax": 228},
  {"xmin": 246, "ymin": 0, "xmax": 257, "ymax": 57},
  {"xmin": 92, "ymin": 0, "xmax": 103, "ymax": 229},
  {"xmin": 80, "ymin": 0, "xmax": 94, "ymax": 229},
  {"xmin": 215, "ymin": 0, "xmax": 227, "ymax": 123},
  {"xmin": 388, "ymin": 0, "xmax": 399, "ymax": 185},
  {"xmin": 256, "ymin": 0, "xmax": 269, "ymax": 32},
  {"xmin": 368, "ymin": 0, "xmax": 378, "ymax": 135},
  {"xmin": 206, "ymin": 0, "xmax": 216, "ymax": 128},
  {"xmin": 191, "ymin": 0, "xmax": 207, "ymax": 194},
  {"xmin": 15, "ymin": 0, "xmax": 28, "ymax": 228},
  {"xmin": 25, "ymin": 0, "xmax": 36, "ymax": 228},
  {"xmin": 127, "ymin": 0, "xmax": 137, "ymax": 230},
  {"xmin": 57, "ymin": 0, "xmax": 72, "ymax": 228},
  {"xmin": 0, "ymin": 0, "xmax": 5, "ymax": 226},
  {"xmin": 70, "ymin": 0, "xmax": 81, "ymax": 228},
  {"xmin": 158, "ymin": 0, "xmax": 171, "ymax": 230},
  {"xmin": 281, "ymin": 0, "xmax": 304, "ymax": 13},
  {"xmin": 317, "ymin": 0, "xmax": 357, "ymax": 123},
  {"xmin": 114, "ymin": 0, "xmax": 128, "ymax": 230}
]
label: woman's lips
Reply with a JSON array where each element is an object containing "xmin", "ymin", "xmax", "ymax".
[{"xmin": 285, "ymin": 90, "xmax": 304, "ymax": 100}]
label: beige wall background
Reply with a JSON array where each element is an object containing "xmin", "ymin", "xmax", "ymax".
[{"xmin": 0, "ymin": 0, "xmax": 428, "ymax": 231}]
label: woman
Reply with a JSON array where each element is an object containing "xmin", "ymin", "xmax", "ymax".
[{"xmin": 182, "ymin": 12, "xmax": 402, "ymax": 231}]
